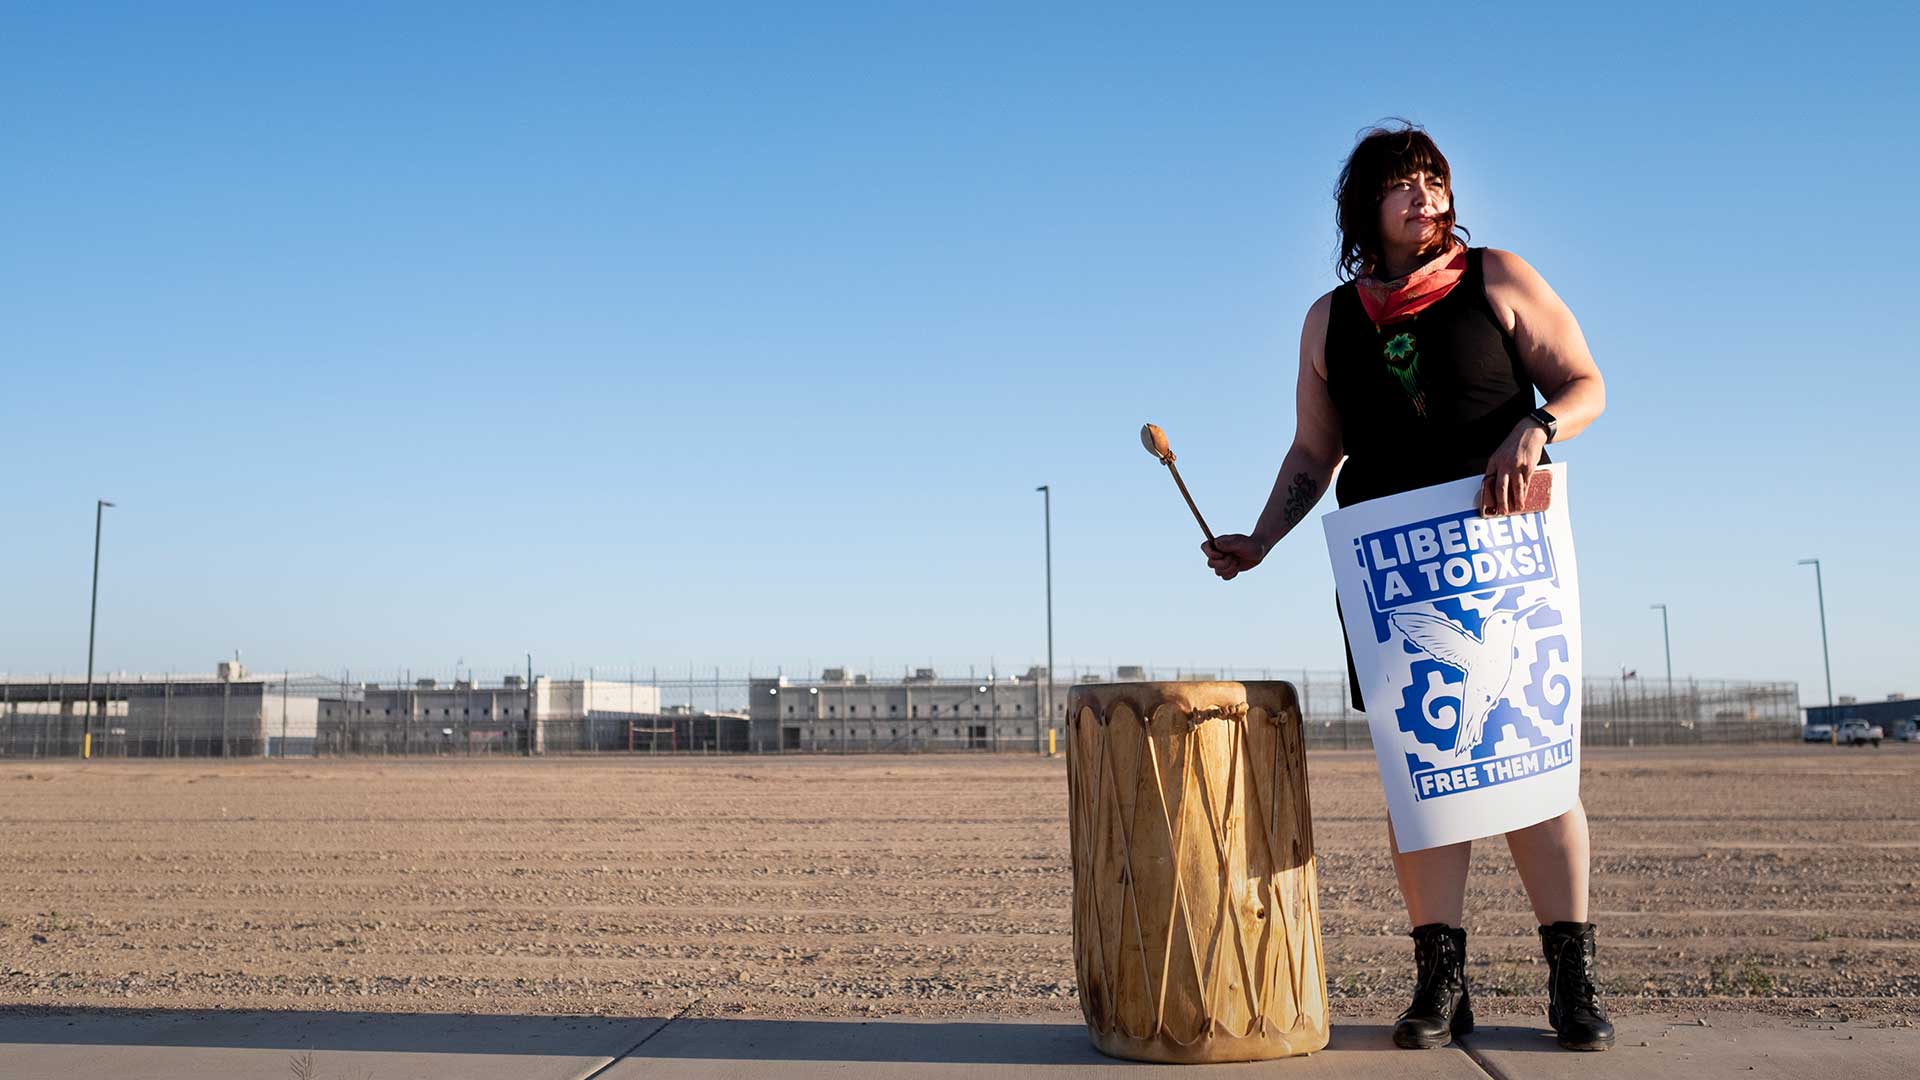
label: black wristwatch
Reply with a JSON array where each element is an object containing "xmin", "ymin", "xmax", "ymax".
[{"xmin": 1527, "ymin": 407, "xmax": 1558, "ymax": 443}]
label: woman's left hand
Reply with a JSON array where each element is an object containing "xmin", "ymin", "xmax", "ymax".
[{"xmin": 1481, "ymin": 420, "xmax": 1549, "ymax": 515}]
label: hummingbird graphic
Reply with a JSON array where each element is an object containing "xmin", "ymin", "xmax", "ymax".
[{"xmin": 1390, "ymin": 601, "xmax": 1549, "ymax": 760}]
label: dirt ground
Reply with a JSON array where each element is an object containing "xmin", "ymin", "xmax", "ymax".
[{"xmin": 1, "ymin": 746, "xmax": 1915, "ymax": 1023}]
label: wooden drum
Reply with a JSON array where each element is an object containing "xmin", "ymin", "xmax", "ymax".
[{"xmin": 1066, "ymin": 681, "xmax": 1328, "ymax": 1063}]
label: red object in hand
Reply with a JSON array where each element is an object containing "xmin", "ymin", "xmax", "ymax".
[{"xmin": 1482, "ymin": 470, "xmax": 1552, "ymax": 517}]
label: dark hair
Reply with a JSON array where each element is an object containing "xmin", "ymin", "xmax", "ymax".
[{"xmin": 1335, "ymin": 122, "xmax": 1469, "ymax": 281}]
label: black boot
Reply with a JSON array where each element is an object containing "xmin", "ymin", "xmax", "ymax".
[
  {"xmin": 1540, "ymin": 921, "xmax": 1615, "ymax": 1051},
  {"xmin": 1392, "ymin": 923, "xmax": 1473, "ymax": 1049}
]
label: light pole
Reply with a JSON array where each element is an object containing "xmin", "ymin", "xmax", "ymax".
[
  {"xmin": 989, "ymin": 662, "xmax": 999, "ymax": 751},
  {"xmin": 808, "ymin": 686, "xmax": 820, "ymax": 752},
  {"xmin": 82, "ymin": 499, "xmax": 115, "ymax": 759},
  {"xmin": 1650, "ymin": 603, "xmax": 1673, "ymax": 727},
  {"xmin": 1797, "ymin": 558, "xmax": 1834, "ymax": 723},
  {"xmin": 1649, "ymin": 604, "xmax": 1672, "ymax": 686},
  {"xmin": 1036, "ymin": 484, "xmax": 1054, "ymax": 751},
  {"xmin": 975, "ymin": 683, "xmax": 987, "ymax": 750}
]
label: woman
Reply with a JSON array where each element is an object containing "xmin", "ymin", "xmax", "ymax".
[{"xmin": 1202, "ymin": 124, "xmax": 1613, "ymax": 1052}]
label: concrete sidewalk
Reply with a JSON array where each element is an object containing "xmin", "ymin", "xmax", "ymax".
[{"xmin": 0, "ymin": 1007, "xmax": 1912, "ymax": 1078}]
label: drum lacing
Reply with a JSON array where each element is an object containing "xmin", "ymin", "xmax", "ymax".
[{"xmin": 1184, "ymin": 703, "xmax": 1249, "ymax": 725}]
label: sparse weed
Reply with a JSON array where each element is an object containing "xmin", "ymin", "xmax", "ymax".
[
  {"xmin": 287, "ymin": 1050, "xmax": 372, "ymax": 1080},
  {"xmin": 1709, "ymin": 955, "xmax": 1776, "ymax": 995}
]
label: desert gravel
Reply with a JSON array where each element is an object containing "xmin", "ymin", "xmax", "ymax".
[{"xmin": 1, "ymin": 746, "xmax": 1914, "ymax": 1023}]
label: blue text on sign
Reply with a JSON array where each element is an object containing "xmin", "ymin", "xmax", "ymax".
[
  {"xmin": 1357, "ymin": 508, "xmax": 1555, "ymax": 610},
  {"xmin": 1411, "ymin": 740, "xmax": 1574, "ymax": 800}
]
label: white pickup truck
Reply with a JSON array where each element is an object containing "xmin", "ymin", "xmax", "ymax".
[{"xmin": 1837, "ymin": 720, "xmax": 1884, "ymax": 747}]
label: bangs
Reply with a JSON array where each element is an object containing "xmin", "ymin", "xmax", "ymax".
[{"xmin": 1363, "ymin": 129, "xmax": 1452, "ymax": 192}]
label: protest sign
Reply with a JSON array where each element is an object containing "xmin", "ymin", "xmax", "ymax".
[{"xmin": 1321, "ymin": 464, "xmax": 1582, "ymax": 852}]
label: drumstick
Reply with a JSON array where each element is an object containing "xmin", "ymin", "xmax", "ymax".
[{"xmin": 1139, "ymin": 423, "xmax": 1218, "ymax": 546}]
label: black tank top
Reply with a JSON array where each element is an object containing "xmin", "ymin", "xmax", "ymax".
[{"xmin": 1324, "ymin": 247, "xmax": 1546, "ymax": 507}]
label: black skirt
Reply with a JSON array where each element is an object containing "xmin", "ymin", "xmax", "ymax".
[{"xmin": 1336, "ymin": 595, "xmax": 1365, "ymax": 712}]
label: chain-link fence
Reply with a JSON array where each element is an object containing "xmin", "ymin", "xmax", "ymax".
[
  {"xmin": 1066, "ymin": 669, "xmax": 1802, "ymax": 751},
  {"xmin": 0, "ymin": 674, "xmax": 331, "ymax": 758},
  {"xmin": 1, "ymin": 668, "xmax": 1801, "ymax": 758}
]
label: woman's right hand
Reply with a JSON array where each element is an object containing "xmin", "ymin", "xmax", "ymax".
[{"xmin": 1202, "ymin": 534, "xmax": 1269, "ymax": 581}]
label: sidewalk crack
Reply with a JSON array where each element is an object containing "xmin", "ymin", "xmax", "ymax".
[{"xmin": 1456, "ymin": 1037, "xmax": 1515, "ymax": 1080}]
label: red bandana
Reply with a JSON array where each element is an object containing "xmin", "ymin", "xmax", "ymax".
[{"xmin": 1355, "ymin": 244, "xmax": 1467, "ymax": 326}]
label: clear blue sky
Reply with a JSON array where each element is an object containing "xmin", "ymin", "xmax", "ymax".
[{"xmin": 4, "ymin": 3, "xmax": 1915, "ymax": 701}]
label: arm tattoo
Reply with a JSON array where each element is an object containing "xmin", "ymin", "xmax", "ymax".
[{"xmin": 1281, "ymin": 471, "xmax": 1318, "ymax": 529}]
